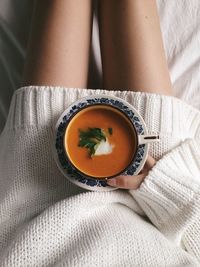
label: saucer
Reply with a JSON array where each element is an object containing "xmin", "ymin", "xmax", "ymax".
[{"xmin": 52, "ymin": 95, "xmax": 148, "ymax": 191}]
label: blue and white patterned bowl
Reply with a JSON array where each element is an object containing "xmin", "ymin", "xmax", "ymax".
[{"xmin": 53, "ymin": 95, "xmax": 151, "ymax": 192}]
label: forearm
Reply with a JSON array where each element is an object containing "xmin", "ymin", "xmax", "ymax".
[
  {"xmin": 23, "ymin": 0, "xmax": 92, "ymax": 88},
  {"xmin": 131, "ymin": 138, "xmax": 200, "ymax": 261}
]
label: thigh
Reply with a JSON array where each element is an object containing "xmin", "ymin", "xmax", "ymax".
[
  {"xmin": 23, "ymin": 0, "xmax": 92, "ymax": 88},
  {"xmin": 99, "ymin": 0, "xmax": 173, "ymax": 96}
]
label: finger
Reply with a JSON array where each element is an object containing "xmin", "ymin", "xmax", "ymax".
[
  {"xmin": 146, "ymin": 155, "xmax": 156, "ymax": 168},
  {"xmin": 139, "ymin": 155, "xmax": 156, "ymax": 174},
  {"xmin": 107, "ymin": 173, "xmax": 147, "ymax": 189}
]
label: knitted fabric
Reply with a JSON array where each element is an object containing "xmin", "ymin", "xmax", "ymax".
[{"xmin": 0, "ymin": 86, "xmax": 200, "ymax": 266}]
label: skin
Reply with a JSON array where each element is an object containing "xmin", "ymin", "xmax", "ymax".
[
  {"xmin": 23, "ymin": 0, "xmax": 92, "ymax": 88},
  {"xmin": 23, "ymin": 0, "xmax": 173, "ymax": 189},
  {"xmin": 99, "ymin": 0, "xmax": 173, "ymax": 95},
  {"xmin": 107, "ymin": 155, "xmax": 156, "ymax": 188}
]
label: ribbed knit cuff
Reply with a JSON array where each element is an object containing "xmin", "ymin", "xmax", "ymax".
[
  {"xmin": 131, "ymin": 138, "xmax": 200, "ymax": 242},
  {"xmin": 3, "ymin": 86, "xmax": 200, "ymax": 135},
  {"xmin": 184, "ymin": 213, "xmax": 200, "ymax": 261}
]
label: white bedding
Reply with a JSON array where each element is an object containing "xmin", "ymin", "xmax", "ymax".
[{"xmin": 0, "ymin": 0, "xmax": 200, "ymax": 132}]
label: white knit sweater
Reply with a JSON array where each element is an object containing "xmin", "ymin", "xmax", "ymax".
[{"xmin": 0, "ymin": 86, "xmax": 200, "ymax": 267}]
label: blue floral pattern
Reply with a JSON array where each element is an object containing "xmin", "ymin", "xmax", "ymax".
[{"xmin": 55, "ymin": 97, "xmax": 146, "ymax": 188}]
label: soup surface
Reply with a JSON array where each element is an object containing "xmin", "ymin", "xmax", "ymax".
[{"xmin": 65, "ymin": 105, "xmax": 137, "ymax": 178}]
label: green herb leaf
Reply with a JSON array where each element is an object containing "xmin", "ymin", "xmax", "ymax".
[
  {"xmin": 78, "ymin": 128, "xmax": 107, "ymax": 156},
  {"xmin": 108, "ymin": 127, "xmax": 113, "ymax": 135}
]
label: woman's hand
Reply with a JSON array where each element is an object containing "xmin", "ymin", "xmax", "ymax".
[{"xmin": 107, "ymin": 155, "xmax": 156, "ymax": 189}]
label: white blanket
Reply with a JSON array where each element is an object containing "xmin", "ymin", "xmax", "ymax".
[{"xmin": 0, "ymin": 0, "xmax": 200, "ymax": 132}]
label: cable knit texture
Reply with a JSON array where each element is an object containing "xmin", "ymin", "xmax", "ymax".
[{"xmin": 0, "ymin": 86, "xmax": 200, "ymax": 266}]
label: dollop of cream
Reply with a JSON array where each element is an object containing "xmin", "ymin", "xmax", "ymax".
[{"xmin": 94, "ymin": 139, "xmax": 114, "ymax": 156}]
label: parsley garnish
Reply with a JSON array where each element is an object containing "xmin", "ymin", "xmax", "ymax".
[
  {"xmin": 78, "ymin": 127, "xmax": 112, "ymax": 156},
  {"xmin": 108, "ymin": 127, "xmax": 113, "ymax": 135}
]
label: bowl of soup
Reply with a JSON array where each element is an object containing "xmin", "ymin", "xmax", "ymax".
[{"xmin": 53, "ymin": 95, "xmax": 159, "ymax": 191}]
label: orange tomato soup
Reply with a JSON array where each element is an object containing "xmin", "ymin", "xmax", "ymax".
[{"xmin": 65, "ymin": 105, "xmax": 137, "ymax": 178}]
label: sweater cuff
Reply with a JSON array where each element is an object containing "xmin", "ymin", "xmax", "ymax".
[{"xmin": 130, "ymin": 138, "xmax": 200, "ymax": 242}]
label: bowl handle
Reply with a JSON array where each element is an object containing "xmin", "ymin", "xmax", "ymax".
[{"xmin": 138, "ymin": 134, "xmax": 160, "ymax": 145}]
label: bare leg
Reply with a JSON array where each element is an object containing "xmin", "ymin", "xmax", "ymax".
[
  {"xmin": 99, "ymin": 0, "xmax": 173, "ymax": 96},
  {"xmin": 23, "ymin": 0, "xmax": 92, "ymax": 88}
]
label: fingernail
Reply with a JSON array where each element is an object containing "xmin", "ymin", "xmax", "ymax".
[{"xmin": 107, "ymin": 178, "xmax": 117, "ymax": 186}]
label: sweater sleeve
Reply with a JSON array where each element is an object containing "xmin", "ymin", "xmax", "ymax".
[{"xmin": 130, "ymin": 138, "xmax": 200, "ymax": 261}]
